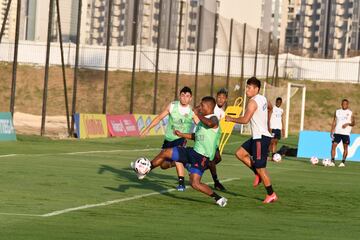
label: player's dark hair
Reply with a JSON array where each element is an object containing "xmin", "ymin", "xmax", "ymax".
[
  {"xmin": 276, "ymin": 97, "xmax": 282, "ymax": 102},
  {"xmin": 247, "ymin": 77, "xmax": 261, "ymax": 89},
  {"xmin": 180, "ymin": 86, "xmax": 192, "ymax": 96},
  {"xmin": 342, "ymin": 98, "xmax": 349, "ymax": 103},
  {"xmin": 217, "ymin": 88, "xmax": 228, "ymax": 97},
  {"xmin": 202, "ymin": 96, "xmax": 216, "ymax": 109}
]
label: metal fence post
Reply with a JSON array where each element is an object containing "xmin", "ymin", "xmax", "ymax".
[
  {"xmin": 103, "ymin": 0, "xmax": 113, "ymax": 114},
  {"xmin": 210, "ymin": 13, "xmax": 218, "ymax": 97},
  {"xmin": 194, "ymin": 5, "xmax": 203, "ymax": 106},
  {"xmin": 70, "ymin": 0, "xmax": 82, "ymax": 136},
  {"xmin": 130, "ymin": 0, "xmax": 139, "ymax": 113},
  {"xmin": 41, "ymin": 0, "xmax": 55, "ymax": 136},
  {"xmin": 240, "ymin": 23, "xmax": 246, "ymax": 93},
  {"xmin": 55, "ymin": 0, "xmax": 71, "ymax": 135},
  {"xmin": 9, "ymin": 0, "xmax": 21, "ymax": 116},
  {"xmin": 153, "ymin": 0, "xmax": 162, "ymax": 114},
  {"xmin": 254, "ymin": 28, "xmax": 259, "ymax": 77},
  {"xmin": 265, "ymin": 32, "xmax": 272, "ymax": 83},
  {"xmin": 226, "ymin": 19, "xmax": 233, "ymax": 91},
  {"xmin": 175, "ymin": 0, "xmax": 184, "ymax": 100}
]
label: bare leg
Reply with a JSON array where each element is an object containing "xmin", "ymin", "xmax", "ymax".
[
  {"xmin": 272, "ymin": 139, "xmax": 278, "ymax": 155},
  {"xmin": 256, "ymin": 168, "xmax": 271, "ymax": 187},
  {"xmin": 343, "ymin": 144, "xmax": 348, "ymax": 162},
  {"xmin": 151, "ymin": 148, "xmax": 174, "ymax": 169},
  {"xmin": 235, "ymin": 147, "xmax": 254, "ymax": 169},
  {"xmin": 190, "ymin": 173, "xmax": 214, "ymax": 196},
  {"xmin": 331, "ymin": 142, "xmax": 338, "ymax": 160}
]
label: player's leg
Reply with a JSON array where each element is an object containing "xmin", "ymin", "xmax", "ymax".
[
  {"xmin": 253, "ymin": 137, "xmax": 278, "ymax": 203},
  {"xmin": 340, "ymin": 135, "xmax": 350, "ymax": 167},
  {"xmin": 174, "ymin": 162, "xmax": 186, "ymax": 191},
  {"xmin": 150, "ymin": 148, "xmax": 174, "ymax": 169},
  {"xmin": 235, "ymin": 139, "xmax": 260, "ymax": 186},
  {"xmin": 209, "ymin": 149, "xmax": 225, "ymax": 190},
  {"xmin": 331, "ymin": 134, "xmax": 341, "ymax": 164}
]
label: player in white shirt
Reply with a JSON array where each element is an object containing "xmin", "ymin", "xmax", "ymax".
[
  {"xmin": 330, "ymin": 99, "xmax": 355, "ymax": 167},
  {"xmin": 226, "ymin": 77, "xmax": 278, "ymax": 204},
  {"xmin": 269, "ymin": 97, "xmax": 284, "ymax": 159},
  {"xmin": 208, "ymin": 88, "xmax": 228, "ymax": 191}
]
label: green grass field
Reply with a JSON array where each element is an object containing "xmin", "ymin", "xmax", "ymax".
[{"xmin": 0, "ymin": 134, "xmax": 359, "ymax": 240}]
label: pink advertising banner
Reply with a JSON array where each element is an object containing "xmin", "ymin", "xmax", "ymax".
[{"xmin": 107, "ymin": 114, "xmax": 140, "ymax": 137}]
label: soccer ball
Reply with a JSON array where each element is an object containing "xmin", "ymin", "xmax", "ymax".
[
  {"xmin": 310, "ymin": 156, "xmax": 319, "ymax": 165},
  {"xmin": 322, "ymin": 158, "xmax": 331, "ymax": 167},
  {"xmin": 134, "ymin": 157, "xmax": 151, "ymax": 175},
  {"xmin": 328, "ymin": 161, "xmax": 335, "ymax": 167},
  {"xmin": 272, "ymin": 153, "xmax": 282, "ymax": 162}
]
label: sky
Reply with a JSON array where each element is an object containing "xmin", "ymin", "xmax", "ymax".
[{"xmin": 218, "ymin": 0, "xmax": 262, "ymax": 28}]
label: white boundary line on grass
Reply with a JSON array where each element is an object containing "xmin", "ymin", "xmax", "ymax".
[
  {"xmin": 0, "ymin": 148, "xmax": 159, "ymax": 158},
  {"xmin": 41, "ymin": 177, "xmax": 240, "ymax": 217},
  {"xmin": 0, "ymin": 178, "xmax": 240, "ymax": 218}
]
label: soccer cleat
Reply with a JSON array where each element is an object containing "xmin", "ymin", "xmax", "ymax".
[
  {"xmin": 263, "ymin": 193, "xmax": 278, "ymax": 204},
  {"xmin": 328, "ymin": 162, "xmax": 335, "ymax": 167},
  {"xmin": 216, "ymin": 197, "xmax": 228, "ymax": 207},
  {"xmin": 338, "ymin": 162, "xmax": 345, "ymax": 167},
  {"xmin": 176, "ymin": 184, "xmax": 186, "ymax": 191},
  {"xmin": 214, "ymin": 181, "xmax": 226, "ymax": 191},
  {"xmin": 253, "ymin": 174, "xmax": 262, "ymax": 187}
]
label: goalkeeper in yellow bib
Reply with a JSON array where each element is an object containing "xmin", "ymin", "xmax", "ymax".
[
  {"xmin": 140, "ymin": 87, "xmax": 195, "ymax": 191},
  {"xmin": 136, "ymin": 96, "xmax": 227, "ymax": 207}
]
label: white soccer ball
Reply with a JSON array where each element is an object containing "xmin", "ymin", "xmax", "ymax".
[
  {"xmin": 272, "ymin": 153, "xmax": 282, "ymax": 162},
  {"xmin": 134, "ymin": 157, "xmax": 151, "ymax": 175},
  {"xmin": 328, "ymin": 161, "xmax": 335, "ymax": 167},
  {"xmin": 310, "ymin": 156, "xmax": 319, "ymax": 165},
  {"xmin": 322, "ymin": 158, "xmax": 330, "ymax": 167}
]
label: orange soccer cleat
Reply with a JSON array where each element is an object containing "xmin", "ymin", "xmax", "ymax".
[{"xmin": 263, "ymin": 192, "xmax": 278, "ymax": 204}]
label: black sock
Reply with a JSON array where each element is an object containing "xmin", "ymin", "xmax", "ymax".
[
  {"xmin": 210, "ymin": 192, "xmax": 222, "ymax": 201},
  {"xmin": 265, "ymin": 185, "xmax": 274, "ymax": 195},
  {"xmin": 331, "ymin": 158, "xmax": 335, "ymax": 163},
  {"xmin": 342, "ymin": 160, "xmax": 345, "ymax": 163},
  {"xmin": 178, "ymin": 176, "xmax": 185, "ymax": 186},
  {"xmin": 212, "ymin": 174, "xmax": 219, "ymax": 182}
]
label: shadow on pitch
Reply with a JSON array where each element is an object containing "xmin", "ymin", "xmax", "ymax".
[{"xmin": 98, "ymin": 165, "xmax": 216, "ymax": 205}]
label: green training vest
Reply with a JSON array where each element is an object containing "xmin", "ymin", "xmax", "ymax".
[
  {"xmin": 165, "ymin": 101, "xmax": 194, "ymax": 141},
  {"xmin": 194, "ymin": 115, "xmax": 220, "ymax": 160}
]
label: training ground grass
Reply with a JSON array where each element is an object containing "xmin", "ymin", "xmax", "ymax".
[{"xmin": 0, "ymin": 134, "xmax": 359, "ymax": 239}]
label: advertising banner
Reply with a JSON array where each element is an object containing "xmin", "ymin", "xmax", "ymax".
[
  {"xmin": 134, "ymin": 114, "xmax": 168, "ymax": 136},
  {"xmin": 78, "ymin": 114, "xmax": 108, "ymax": 139},
  {"xmin": 107, "ymin": 115, "xmax": 139, "ymax": 137},
  {"xmin": 0, "ymin": 112, "xmax": 16, "ymax": 141},
  {"xmin": 297, "ymin": 130, "xmax": 360, "ymax": 162}
]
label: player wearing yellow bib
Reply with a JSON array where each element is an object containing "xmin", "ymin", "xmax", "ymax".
[
  {"xmin": 136, "ymin": 96, "xmax": 227, "ymax": 207},
  {"xmin": 140, "ymin": 87, "xmax": 195, "ymax": 191}
]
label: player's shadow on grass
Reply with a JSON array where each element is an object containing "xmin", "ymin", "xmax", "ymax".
[{"xmin": 98, "ymin": 165, "xmax": 215, "ymax": 205}]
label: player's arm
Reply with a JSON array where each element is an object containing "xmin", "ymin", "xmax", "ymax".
[
  {"xmin": 140, "ymin": 104, "xmax": 170, "ymax": 136},
  {"xmin": 225, "ymin": 99, "xmax": 257, "ymax": 124},
  {"xmin": 192, "ymin": 106, "xmax": 200, "ymax": 125},
  {"xmin": 281, "ymin": 113, "xmax": 285, "ymax": 137},
  {"xmin": 197, "ymin": 114, "xmax": 218, "ymax": 128},
  {"xmin": 330, "ymin": 111, "xmax": 336, "ymax": 133},
  {"xmin": 267, "ymin": 101, "xmax": 273, "ymax": 131},
  {"xmin": 343, "ymin": 115, "xmax": 355, "ymax": 128},
  {"xmin": 174, "ymin": 130, "xmax": 195, "ymax": 140}
]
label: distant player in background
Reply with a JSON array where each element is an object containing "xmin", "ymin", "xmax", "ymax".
[
  {"xmin": 269, "ymin": 97, "xmax": 284, "ymax": 159},
  {"xmin": 225, "ymin": 77, "xmax": 278, "ymax": 204},
  {"xmin": 208, "ymin": 88, "xmax": 228, "ymax": 191},
  {"xmin": 330, "ymin": 99, "xmax": 355, "ymax": 167},
  {"xmin": 140, "ymin": 86, "xmax": 195, "ymax": 191},
  {"xmin": 136, "ymin": 96, "xmax": 227, "ymax": 207}
]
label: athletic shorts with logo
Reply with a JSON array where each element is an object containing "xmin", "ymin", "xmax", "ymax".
[
  {"xmin": 241, "ymin": 136, "xmax": 272, "ymax": 168},
  {"xmin": 171, "ymin": 146, "xmax": 209, "ymax": 176},
  {"xmin": 332, "ymin": 134, "xmax": 350, "ymax": 145}
]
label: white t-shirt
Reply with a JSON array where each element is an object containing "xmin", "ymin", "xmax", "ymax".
[
  {"xmin": 334, "ymin": 108, "xmax": 353, "ymax": 136},
  {"xmin": 250, "ymin": 94, "xmax": 272, "ymax": 139},
  {"xmin": 214, "ymin": 104, "xmax": 225, "ymax": 120},
  {"xmin": 270, "ymin": 106, "xmax": 283, "ymax": 130}
]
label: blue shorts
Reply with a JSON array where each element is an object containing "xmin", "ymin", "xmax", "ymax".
[
  {"xmin": 171, "ymin": 147, "xmax": 209, "ymax": 176},
  {"xmin": 162, "ymin": 138, "xmax": 187, "ymax": 149},
  {"xmin": 241, "ymin": 136, "xmax": 272, "ymax": 169},
  {"xmin": 272, "ymin": 129, "xmax": 281, "ymax": 140},
  {"xmin": 333, "ymin": 134, "xmax": 350, "ymax": 145}
]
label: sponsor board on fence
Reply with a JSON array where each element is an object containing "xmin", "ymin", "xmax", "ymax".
[
  {"xmin": 107, "ymin": 115, "xmax": 139, "ymax": 137},
  {"xmin": 0, "ymin": 112, "xmax": 16, "ymax": 141},
  {"xmin": 78, "ymin": 114, "xmax": 108, "ymax": 139},
  {"xmin": 297, "ymin": 130, "xmax": 360, "ymax": 162},
  {"xmin": 133, "ymin": 114, "xmax": 168, "ymax": 136}
]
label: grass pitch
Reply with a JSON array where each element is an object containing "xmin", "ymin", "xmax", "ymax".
[{"xmin": 0, "ymin": 134, "xmax": 359, "ymax": 240}]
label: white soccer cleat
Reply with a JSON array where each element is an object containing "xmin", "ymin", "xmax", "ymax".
[
  {"xmin": 328, "ymin": 162, "xmax": 335, "ymax": 167},
  {"xmin": 338, "ymin": 162, "xmax": 345, "ymax": 167},
  {"xmin": 216, "ymin": 197, "xmax": 228, "ymax": 207}
]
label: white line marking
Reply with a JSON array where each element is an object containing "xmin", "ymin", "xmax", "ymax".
[
  {"xmin": 0, "ymin": 212, "xmax": 42, "ymax": 217},
  {"xmin": 41, "ymin": 178, "xmax": 240, "ymax": 217},
  {"xmin": 0, "ymin": 148, "xmax": 159, "ymax": 158}
]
